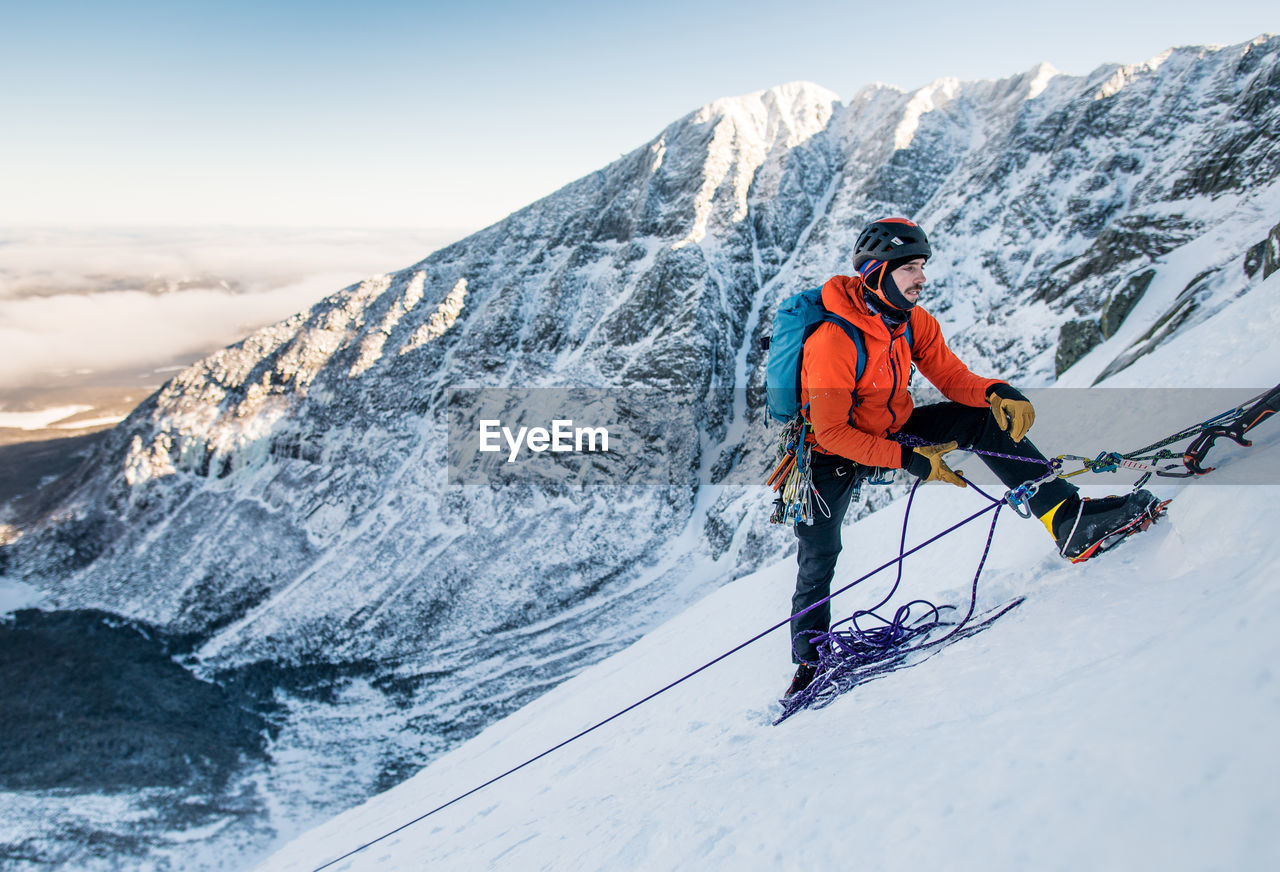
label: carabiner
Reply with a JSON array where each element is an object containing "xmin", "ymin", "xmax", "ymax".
[{"xmin": 1004, "ymin": 483, "xmax": 1037, "ymax": 519}]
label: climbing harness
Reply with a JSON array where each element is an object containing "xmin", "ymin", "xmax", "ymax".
[{"xmin": 767, "ymin": 411, "xmax": 889, "ymax": 525}]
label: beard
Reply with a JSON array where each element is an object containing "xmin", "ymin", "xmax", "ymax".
[{"xmin": 877, "ymin": 271, "xmax": 917, "ymax": 311}]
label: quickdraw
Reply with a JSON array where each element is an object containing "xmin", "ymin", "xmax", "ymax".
[{"xmin": 1055, "ymin": 451, "xmax": 1180, "ymax": 479}]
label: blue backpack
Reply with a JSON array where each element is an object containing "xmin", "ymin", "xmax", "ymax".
[{"xmin": 764, "ymin": 287, "xmax": 913, "ymax": 423}]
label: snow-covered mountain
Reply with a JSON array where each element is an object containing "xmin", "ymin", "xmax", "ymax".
[
  {"xmin": 265, "ymin": 267, "xmax": 1280, "ymax": 871},
  {"xmin": 3, "ymin": 34, "xmax": 1279, "ymax": 870}
]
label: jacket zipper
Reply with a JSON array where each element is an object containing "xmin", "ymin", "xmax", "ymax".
[{"xmin": 886, "ymin": 331, "xmax": 901, "ymax": 431}]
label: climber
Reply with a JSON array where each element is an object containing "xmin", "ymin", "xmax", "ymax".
[{"xmin": 784, "ymin": 217, "xmax": 1160, "ymax": 698}]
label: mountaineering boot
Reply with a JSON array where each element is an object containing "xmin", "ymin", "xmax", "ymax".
[
  {"xmin": 1045, "ymin": 489, "xmax": 1165, "ymax": 563},
  {"xmin": 783, "ymin": 662, "xmax": 819, "ymax": 700}
]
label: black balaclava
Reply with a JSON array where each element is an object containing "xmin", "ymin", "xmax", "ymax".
[{"xmin": 859, "ymin": 256, "xmax": 921, "ymax": 325}]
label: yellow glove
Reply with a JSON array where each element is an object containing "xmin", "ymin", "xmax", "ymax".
[
  {"xmin": 988, "ymin": 385, "xmax": 1035, "ymax": 442},
  {"xmin": 906, "ymin": 440, "xmax": 966, "ymax": 488}
]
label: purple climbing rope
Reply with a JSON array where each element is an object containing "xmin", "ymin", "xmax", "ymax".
[
  {"xmin": 892, "ymin": 431, "xmax": 1059, "ymax": 468},
  {"xmin": 775, "ymin": 476, "xmax": 1009, "ymax": 723}
]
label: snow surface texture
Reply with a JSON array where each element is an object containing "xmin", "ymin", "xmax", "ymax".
[
  {"xmin": 3, "ymin": 35, "xmax": 1280, "ymax": 870},
  {"xmin": 260, "ymin": 274, "xmax": 1280, "ymax": 872}
]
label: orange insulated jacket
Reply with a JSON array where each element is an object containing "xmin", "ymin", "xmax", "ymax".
[{"xmin": 802, "ymin": 274, "xmax": 1004, "ymax": 468}]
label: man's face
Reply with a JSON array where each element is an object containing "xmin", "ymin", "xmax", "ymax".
[{"xmin": 891, "ymin": 258, "xmax": 926, "ymax": 304}]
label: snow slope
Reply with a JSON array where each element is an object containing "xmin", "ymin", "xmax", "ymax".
[{"xmin": 256, "ymin": 282, "xmax": 1280, "ymax": 871}]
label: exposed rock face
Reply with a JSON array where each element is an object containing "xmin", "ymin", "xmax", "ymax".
[
  {"xmin": 3, "ymin": 36, "xmax": 1279, "ymax": 869},
  {"xmin": 1056, "ymin": 319, "xmax": 1105, "ymax": 377},
  {"xmin": 1102, "ymin": 269, "xmax": 1157, "ymax": 339},
  {"xmin": 1249, "ymin": 220, "xmax": 1280, "ymax": 279}
]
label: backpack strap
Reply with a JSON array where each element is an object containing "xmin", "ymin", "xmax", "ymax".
[
  {"xmin": 820, "ymin": 312, "xmax": 867, "ymax": 381},
  {"xmin": 819, "ymin": 312, "xmax": 868, "ymax": 410}
]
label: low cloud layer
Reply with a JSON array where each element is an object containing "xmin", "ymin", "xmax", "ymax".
[{"xmin": 0, "ymin": 227, "xmax": 468, "ymax": 392}]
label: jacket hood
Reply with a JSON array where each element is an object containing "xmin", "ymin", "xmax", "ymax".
[{"xmin": 821, "ymin": 274, "xmax": 894, "ymax": 336}]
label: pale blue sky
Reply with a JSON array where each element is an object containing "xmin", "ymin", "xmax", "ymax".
[{"xmin": 1, "ymin": 1, "xmax": 1274, "ymax": 233}]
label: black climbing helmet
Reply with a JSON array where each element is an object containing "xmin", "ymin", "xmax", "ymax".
[{"xmin": 853, "ymin": 218, "xmax": 932, "ymax": 270}]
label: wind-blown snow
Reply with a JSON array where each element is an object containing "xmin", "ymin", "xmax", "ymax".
[{"xmin": 258, "ymin": 276, "xmax": 1280, "ymax": 871}]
